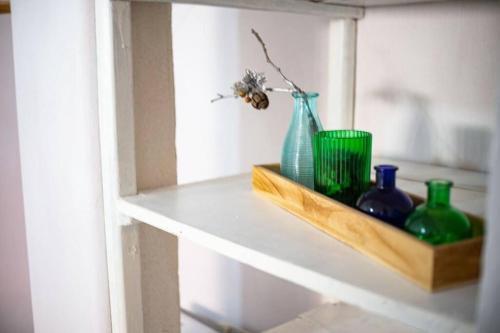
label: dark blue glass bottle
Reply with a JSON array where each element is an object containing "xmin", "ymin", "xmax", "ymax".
[{"xmin": 356, "ymin": 165, "xmax": 414, "ymax": 229}]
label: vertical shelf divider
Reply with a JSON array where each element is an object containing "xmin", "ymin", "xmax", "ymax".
[{"xmin": 96, "ymin": 1, "xmax": 180, "ymax": 332}]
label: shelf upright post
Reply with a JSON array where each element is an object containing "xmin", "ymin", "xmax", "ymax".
[
  {"xmin": 95, "ymin": 1, "xmax": 180, "ymax": 332},
  {"xmin": 326, "ymin": 18, "xmax": 357, "ymax": 130}
]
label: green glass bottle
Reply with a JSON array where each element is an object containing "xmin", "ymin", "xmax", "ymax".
[{"xmin": 404, "ymin": 179, "xmax": 472, "ymax": 245}]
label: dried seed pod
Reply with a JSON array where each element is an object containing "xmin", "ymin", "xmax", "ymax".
[{"xmin": 250, "ymin": 91, "xmax": 269, "ymax": 110}]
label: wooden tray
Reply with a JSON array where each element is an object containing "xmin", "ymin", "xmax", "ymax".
[{"xmin": 252, "ymin": 164, "xmax": 484, "ymax": 292}]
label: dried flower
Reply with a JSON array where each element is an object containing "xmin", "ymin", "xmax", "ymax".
[
  {"xmin": 231, "ymin": 70, "xmax": 267, "ymax": 98},
  {"xmin": 232, "ymin": 81, "xmax": 249, "ymax": 97},
  {"xmin": 227, "ymin": 70, "xmax": 270, "ymax": 110},
  {"xmin": 241, "ymin": 70, "xmax": 266, "ymax": 90}
]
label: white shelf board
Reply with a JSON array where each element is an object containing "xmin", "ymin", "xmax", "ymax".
[
  {"xmin": 118, "ymin": 162, "xmax": 485, "ymax": 333},
  {"xmin": 130, "ymin": 0, "xmax": 460, "ymax": 19},
  {"xmin": 181, "ymin": 312, "xmax": 218, "ymax": 333},
  {"xmin": 129, "ymin": 0, "xmax": 365, "ymax": 19},
  {"xmin": 320, "ymin": 0, "xmax": 454, "ymax": 7},
  {"xmin": 374, "ymin": 157, "xmax": 487, "ymax": 193},
  {"xmin": 264, "ymin": 302, "xmax": 423, "ymax": 333}
]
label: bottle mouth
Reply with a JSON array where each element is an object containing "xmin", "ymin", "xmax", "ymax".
[
  {"xmin": 374, "ymin": 164, "xmax": 398, "ymax": 172},
  {"xmin": 426, "ymin": 179, "xmax": 453, "ymax": 207},
  {"xmin": 426, "ymin": 179, "xmax": 453, "ymax": 188},
  {"xmin": 292, "ymin": 92, "xmax": 319, "ymax": 98},
  {"xmin": 315, "ymin": 130, "xmax": 371, "ymax": 140}
]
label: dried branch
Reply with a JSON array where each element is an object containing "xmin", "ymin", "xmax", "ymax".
[
  {"xmin": 210, "ymin": 94, "xmax": 237, "ymax": 103},
  {"xmin": 265, "ymin": 87, "xmax": 294, "ymax": 93},
  {"xmin": 211, "ymin": 87, "xmax": 292, "ymax": 103},
  {"xmin": 209, "ymin": 29, "xmax": 320, "ymax": 132},
  {"xmin": 251, "ymin": 29, "xmax": 318, "ymax": 131},
  {"xmin": 250, "ymin": 29, "xmax": 304, "ymax": 94}
]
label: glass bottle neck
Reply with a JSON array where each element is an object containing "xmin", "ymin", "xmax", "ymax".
[
  {"xmin": 375, "ymin": 165, "xmax": 397, "ymax": 190},
  {"xmin": 427, "ymin": 180, "xmax": 452, "ymax": 207},
  {"xmin": 292, "ymin": 92, "xmax": 323, "ymax": 132}
]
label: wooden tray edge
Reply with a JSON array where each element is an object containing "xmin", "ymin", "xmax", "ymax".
[{"xmin": 252, "ymin": 164, "xmax": 484, "ymax": 292}]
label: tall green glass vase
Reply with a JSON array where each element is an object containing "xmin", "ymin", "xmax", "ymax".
[
  {"xmin": 404, "ymin": 180, "xmax": 472, "ymax": 245},
  {"xmin": 281, "ymin": 92, "xmax": 323, "ymax": 189}
]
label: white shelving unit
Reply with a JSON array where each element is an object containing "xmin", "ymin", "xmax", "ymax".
[{"xmin": 95, "ymin": 1, "xmax": 488, "ymax": 332}]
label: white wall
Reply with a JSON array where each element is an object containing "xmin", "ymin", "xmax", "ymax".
[
  {"xmin": 172, "ymin": 5, "xmax": 332, "ymax": 332},
  {"xmin": 0, "ymin": 14, "xmax": 34, "ymax": 333},
  {"xmin": 355, "ymin": 1, "xmax": 500, "ymax": 172},
  {"xmin": 10, "ymin": 1, "xmax": 110, "ymax": 332},
  {"xmin": 173, "ymin": 5, "xmax": 332, "ymax": 184}
]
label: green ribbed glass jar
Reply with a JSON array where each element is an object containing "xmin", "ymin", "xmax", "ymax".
[
  {"xmin": 313, "ymin": 130, "xmax": 372, "ymax": 206},
  {"xmin": 404, "ymin": 180, "xmax": 472, "ymax": 245}
]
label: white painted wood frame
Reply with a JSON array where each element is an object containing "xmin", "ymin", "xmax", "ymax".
[
  {"xmin": 327, "ymin": 18, "xmax": 357, "ymax": 129},
  {"xmin": 96, "ymin": 0, "xmax": 359, "ymax": 332},
  {"xmin": 96, "ymin": 1, "xmax": 180, "ymax": 332}
]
